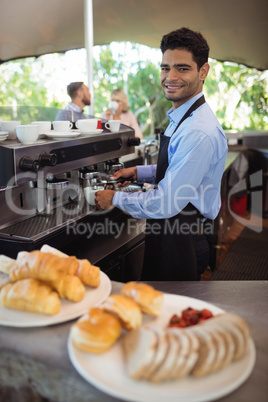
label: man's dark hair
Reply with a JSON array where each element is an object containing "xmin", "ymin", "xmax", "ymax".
[
  {"xmin": 67, "ymin": 82, "xmax": 84, "ymax": 99},
  {"xmin": 160, "ymin": 27, "xmax": 209, "ymax": 70}
]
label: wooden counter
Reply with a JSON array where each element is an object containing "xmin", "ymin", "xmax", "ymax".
[{"xmin": 0, "ymin": 280, "xmax": 267, "ymax": 402}]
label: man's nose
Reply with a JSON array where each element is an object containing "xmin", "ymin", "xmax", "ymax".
[{"xmin": 167, "ymin": 68, "xmax": 179, "ymax": 80}]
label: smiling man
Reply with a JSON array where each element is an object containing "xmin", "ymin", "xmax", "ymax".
[{"xmin": 95, "ymin": 27, "xmax": 228, "ymax": 281}]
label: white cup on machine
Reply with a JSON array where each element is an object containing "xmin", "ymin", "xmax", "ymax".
[
  {"xmin": 31, "ymin": 121, "xmax": 51, "ymax": 134},
  {"xmin": 105, "ymin": 120, "xmax": 121, "ymax": 132},
  {"xmin": 76, "ymin": 119, "xmax": 98, "ymax": 132},
  {"xmin": 16, "ymin": 124, "xmax": 39, "ymax": 144},
  {"xmin": 53, "ymin": 121, "xmax": 72, "ymax": 132},
  {"xmin": 1, "ymin": 121, "xmax": 21, "ymax": 140},
  {"xmin": 84, "ymin": 186, "xmax": 103, "ymax": 206}
]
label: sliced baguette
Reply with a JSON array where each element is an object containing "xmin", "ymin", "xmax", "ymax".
[
  {"xmin": 142, "ymin": 328, "xmax": 169, "ymax": 380},
  {"xmin": 123, "ymin": 327, "xmax": 158, "ymax": 380}
]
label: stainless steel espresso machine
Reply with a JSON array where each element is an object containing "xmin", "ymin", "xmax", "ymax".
[{"xmin": 0, "ymin": 124, "xmax": 145, "ymax": 281}]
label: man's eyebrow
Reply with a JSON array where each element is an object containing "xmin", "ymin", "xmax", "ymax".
[{"xmin": 160, "ymin": 63, "xmax": 192, "ymax": 68}]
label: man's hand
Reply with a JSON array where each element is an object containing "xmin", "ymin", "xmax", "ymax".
[
  {"xmin": 95, "ymin": 190, "xmax": 116, "ymax": 210},
  {"xmin": 111, "ymin": 167, "xmax": 137, "ymax": 187}
]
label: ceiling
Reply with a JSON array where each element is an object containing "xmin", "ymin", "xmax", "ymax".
[{"xmin": 0, "ymin": 0, "xmax": 268, "ymax": 70}]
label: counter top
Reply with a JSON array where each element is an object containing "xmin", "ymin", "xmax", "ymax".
[{"xmin": 0, "ymin": 281, "xmax": 267, "ymax": 402}]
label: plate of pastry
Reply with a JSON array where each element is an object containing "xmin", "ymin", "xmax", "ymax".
[
  {"xmin": 0, "ymin": 246, "xmax": 112, "ymax": 327},
  {"xmin": 68, "ymin": 283, "xmax": 256, "ymax": 402}
]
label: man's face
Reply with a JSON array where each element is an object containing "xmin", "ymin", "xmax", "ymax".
[
  {"xmin": 161, "ymin": 49, "xmax": 209, "ymax": 109},
  {"xmin": 81, "ymin": 84, "xmax": 91, "ymax": 106}
]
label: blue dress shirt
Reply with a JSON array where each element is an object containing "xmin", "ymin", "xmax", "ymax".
[
  {"xmin": 55, "ymin": 103, "xmax": 87, "ymax": 122},
  {"xmin": 113, "ymin": 93, "xmax": 228, "ymax": 220}
]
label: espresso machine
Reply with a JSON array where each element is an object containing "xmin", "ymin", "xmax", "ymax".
[{"xmin": 0, "ymin": 124, "xmax": 145, "ymax": 281}]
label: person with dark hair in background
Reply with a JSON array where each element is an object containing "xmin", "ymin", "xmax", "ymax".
[
  {"xmin": 95, "ymin": 27, "xmax": 228, "ymax": 281},
  {"xmin": 55, "ymin": 82, "xmax": 91, "ymax": 122}
]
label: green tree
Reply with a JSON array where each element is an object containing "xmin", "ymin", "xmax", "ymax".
[
  {"xmin": 205, "ymin": 60, "xmax": 268, "ymax": 130},
  {"xmin": 0, "ymin": 57, "xmax": 63, "ymax": 123}
]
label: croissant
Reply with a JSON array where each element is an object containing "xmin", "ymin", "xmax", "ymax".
[
  {"xmin": 10, "ymin": 251, "xmax": 79, "ymax": 282},
  {"xmin": 0, "ymin": 254, "xmax": 17, "ymax": 274},
  {"xmin": 0, "ymin": 278, "xmax": 61, "ymax": 315},
  {"xmin": 46, "ymin": 275, "xmax": 86, "ymax": 302},
  {"xmin": 40, "ymin": 245, "xmax": 100, "ymax": 287},
  {"xmin": 77, "ymin": 259, "xmax": 100, "ymax": 287}
]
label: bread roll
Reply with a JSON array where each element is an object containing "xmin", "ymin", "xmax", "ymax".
[
  {"xmin": 121, "ymin": 282, "xmax": 163, "ymax": 316},
  {"xmin": 47, "ymin": 275, "xmax": 86, "ymax": 302},
  {"xmin": 71, "ymin": 307, "xmax": 122, "ymax": 353},
  {"xmin": 10, "ymin": 251, "xmax": 79, "ymax": 282},
  {"xmin": 102, "ymin": 294, "xmax": 142, "ymax": 330},
  {"xmin": 0, "ymin": 278, "xmax": 61, "ymax": 315}
]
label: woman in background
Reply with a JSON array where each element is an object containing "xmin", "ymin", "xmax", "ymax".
[{"xmin": 104, "ymin": 88, "xmax": 143, "ymax": 138}]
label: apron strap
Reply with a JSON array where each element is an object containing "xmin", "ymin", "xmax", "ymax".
[{"xmin": 172, "ymin": 95, "xmax": 206, "ymax": 135}]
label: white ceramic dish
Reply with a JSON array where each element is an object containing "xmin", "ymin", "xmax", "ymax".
[
  {"xmin": 0, "ymin": 131, "xmax": 9, "ymax": 136},
  {"xmin": 45, "ymin": 131, "xmax": 81, "ymax": 140},
  {"xmin": 68, "ymin": 293, "xmax": 256, "ymax": 402},
  {"xmin": 80, "ymin": 129, "xmax": 103, "ymax": 136},
  {"xmin": 0, "ymin": 136, "xmax": 8, "ymax": 142},
  {"xmin": 0, "ymin": 271, "xmax": 111, "ymax": 327}
]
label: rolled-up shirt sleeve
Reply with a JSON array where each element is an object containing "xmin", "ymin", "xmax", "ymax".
[{"xmin": 136, "ymin": 165, "xmax": 157, "ymax": 184}]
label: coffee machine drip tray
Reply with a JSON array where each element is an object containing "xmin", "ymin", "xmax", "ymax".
[{"xmin": 0, "ymin": 201, "xmax": 90, "ymax": 242}]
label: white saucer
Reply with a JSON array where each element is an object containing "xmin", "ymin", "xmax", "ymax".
[
  {"xmin": 80, "ymin": 129, "xmax": 103, "ymax": 136},
  {"xmin": 0, "ymin": 131, "xmax": 9, "ymax": 136},
  {"xmin": 0, "ymin": 137, "xmax": 8, "ymax": 142},
  {"xmin": 45, "ymin": 131, "xmax": 81, "ymax": 140}
]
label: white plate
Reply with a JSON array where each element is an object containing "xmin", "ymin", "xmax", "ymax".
[
  {"xmin": 80, "ymin": 129, "xmax": 103, "ymax": 136},
  {"xmin": 0, "ymin": 131, "xmax": 9, "ymax": 136},
  {"xmin": 0, "ymin": 137, "xmax": 8, "ymax": 142},
  {"xmin": 0, "ymin": 271, "xmax": 111, "ymax": 327},
  {"xmin": 68, "ymin": 294, "xmax": 256, "ymax": 402},
  {"xmin": 45, "ymin": 131, "xmax": 81, "ymax": 140}
]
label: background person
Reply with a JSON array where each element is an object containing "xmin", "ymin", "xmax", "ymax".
[
  {"xmin": 95, "ymin": 27, "xmax": 228, "ymax": 281},
  {"xmin": 104, "ymin": 88, "xmax": 143, "ymax": 138},
  {"xmin": 55, "ymin": 82, "xmax": 91, "ymax": 122}
]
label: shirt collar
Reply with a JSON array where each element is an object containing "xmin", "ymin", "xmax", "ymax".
[
  {"xmin": 167, "ymin": 92, "xmax": 204, "ymax": 124},
  {"xmin": 68, "ymin": 102, "xmax": 83, "ymax": 113}
]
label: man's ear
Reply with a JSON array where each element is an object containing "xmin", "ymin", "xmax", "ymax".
[
  {"xmin": 77, "ymin": 88, "xmax": 84, "ymax": 99},
  {"xmin": 200, "ymin": 62, "xmax": 210, "ymax": 81}
]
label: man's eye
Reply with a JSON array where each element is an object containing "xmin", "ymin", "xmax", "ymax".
[{"xmin": 161, "ymin": 67, "xmax": 169, "ymax": 71}]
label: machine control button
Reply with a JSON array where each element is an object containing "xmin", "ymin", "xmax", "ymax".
[
  {"xmin": 127, "ymin": 137, "xmax": 140, "ymax": 146},
  {"xmin": 38, "ymin": 152, "xmax": 57, "ymax": 166},
  {"xmin": 19, "ymin": 156, "xmax": 40, "ymax": 172}
]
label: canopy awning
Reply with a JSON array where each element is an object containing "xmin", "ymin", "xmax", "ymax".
[{"xmin": 0, "ymin": 0, "xmax": 267, "ymax": 70}]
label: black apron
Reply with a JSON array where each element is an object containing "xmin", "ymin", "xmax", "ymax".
[{"xmin": 141, "ymin": 96, "xmax": 206, "ymax": 281}]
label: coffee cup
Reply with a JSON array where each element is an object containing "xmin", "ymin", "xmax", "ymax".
[
  {"xmin": 76, "ymin": 119, "xmax": 98, "ymax": 132},
  {"xmin": 16, "ymin": 125, "xmax": 39, "ymax": 144},
  {"xmin": 105, "ymin": 120, "xmax": 121, "ymax": 132},
  {"xmin": 53, "ymin": 121, "xmax": 72, "ymax": 132},
  {"xmin": 84, "ymin": 186, "xmax": 103, "ymax": 206},
  {"xmin": 31, "ymin": 121, "xmax": 51, "ymax": 134},
  {"xmin": 1, "ymin": 121, "xmax": 21, "ymax": 140}
]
